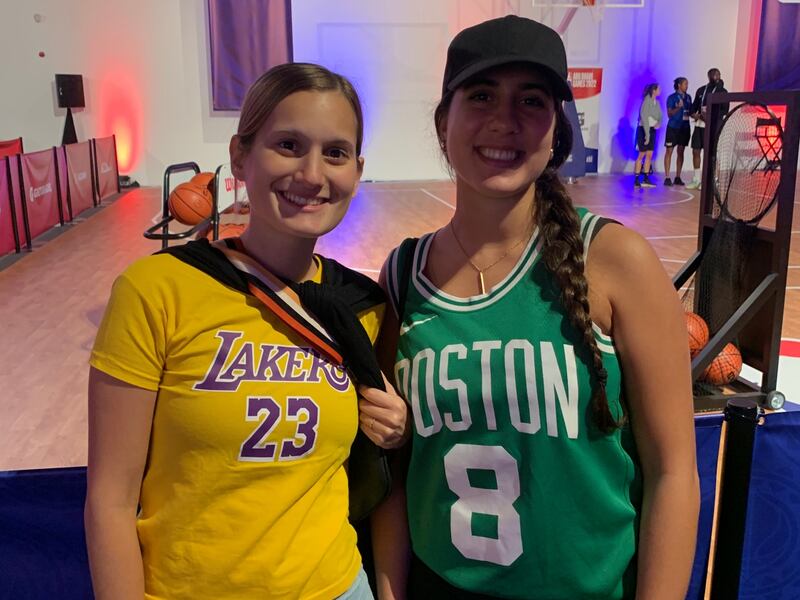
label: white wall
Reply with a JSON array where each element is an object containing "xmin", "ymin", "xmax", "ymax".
[
  {"xmin": 0, "ymin": 0, "xmax": 236, "ymax": 186},
  {"xmin": 0, "ymin": 0, "xmax": 756, "ymax": 184},
  {"xmin": 526, "ymin": 1, "xmax": 744, "ymax": 172}
]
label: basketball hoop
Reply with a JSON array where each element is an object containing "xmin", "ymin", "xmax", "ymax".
[{"xmin": 582, "ymin": 0, "xmax": 606, "ymax": 22}]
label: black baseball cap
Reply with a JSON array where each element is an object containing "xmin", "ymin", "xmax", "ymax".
[{"xmin": 442, "ymin": 15, "xmax": 573, "ymax": 102}]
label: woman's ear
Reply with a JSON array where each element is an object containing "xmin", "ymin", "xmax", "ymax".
[
  {"xmin": 350, "ymin": 156, "xmax": 366, "ymax": 197},
  {"xmin": 229, "ymin": 135, "xmax": 246, "ymax": 180}
]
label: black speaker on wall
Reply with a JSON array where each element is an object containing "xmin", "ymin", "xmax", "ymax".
[{"xmin": 55, "ymin": 74, "xmax": 85, "ymax": 145}]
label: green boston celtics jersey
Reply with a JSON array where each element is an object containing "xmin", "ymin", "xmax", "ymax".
[{"xmin": 386, "ymin": 209, "xmax": 641, "ymax": 599}]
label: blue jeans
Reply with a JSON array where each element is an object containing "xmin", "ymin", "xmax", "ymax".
[{"xmin": 336, "ymin": 567, "xmax": 374, "ymax": 600}]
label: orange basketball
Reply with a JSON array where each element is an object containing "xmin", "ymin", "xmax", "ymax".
[
  {"xmin": 168, "ymin": 182, "xmax": 213, "ymax": 225},
  {"xmin": 685, "ymin": 312, "xmax": 709, "ymax": 357},
  {"xmin": 205, "ymin": 223, "xmax": 247, "ymax": 240},
  {"xmin": 701, "ymin": 343, "xmax": 743, "ymax": 385},
  {"xmin": 190, "ymin": 171, "xmax": 216, "ymax": 192}
]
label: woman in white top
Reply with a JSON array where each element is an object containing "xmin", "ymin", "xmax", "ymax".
[{"xmin": 634, "ymin": 83, "xmax": 662, "ymax": 188}]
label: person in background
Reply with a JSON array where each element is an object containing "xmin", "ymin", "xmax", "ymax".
[
  {"xmin": 687, "ymin": 69, "xmax": 727, "ymax": 190},
  {"xmin": 663, "ymin": 77, "xmax": 692, "ymax": 186},
  {"xmin": 634, "ymin": 83, "xmax": 662, "ymax": 188}
]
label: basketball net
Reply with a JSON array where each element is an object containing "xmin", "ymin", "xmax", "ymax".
[{"xmin": 582, "ymin": 0, "xmax": 606, "ymax": 23}]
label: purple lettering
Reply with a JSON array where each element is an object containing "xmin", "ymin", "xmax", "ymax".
[
  {"xmin": 193, "ymin": 331, "xmax": 244, "ymax": 391},
  {"xmin": 219, "ymin": 342, "xmax": 256, "ymax": 381},
  {"xmin": 323, "ymin": 363, "xmax": 351, "ymax": 392},
  {"xmin": 239, "ymin": 397, "xmax": 280, "ymax": 461},
  {"xmin": 308, "ymin": 348, "xmax": 350, "ymax": 391},
  {"xmin": 283, "ymin": 348, "xmax": 310, "ymax": 382},
  {"xmin": 255, "ymin": 344, "xmax": 290, "ymax": 381},
  {"xmin": 280, "ymin": 397, "xmax": 319, "ymax": 460},
  {"xmin": 307, "ymin": 350, "xmax": 327, "ymax": 384}
]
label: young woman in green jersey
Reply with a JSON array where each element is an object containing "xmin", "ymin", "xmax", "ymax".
[
  {"xmin": 85, "ymin": 63, "xmax": 408, "ymax": 600},
  {"xmin": 363, "ymin": 16, "xmax": 699, "ymax": 600}
]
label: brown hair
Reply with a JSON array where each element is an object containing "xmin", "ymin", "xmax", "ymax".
[
  {"xmin": 237, "ymin": 63, "xmax": 364, "ymax": 155},
  {"xmin": 434, "ymin": 88, "xmax": 622, "ymax": 433},
  {"xmin": 642, "ymin": 82, "xmax": 659, "ymax": 98}
]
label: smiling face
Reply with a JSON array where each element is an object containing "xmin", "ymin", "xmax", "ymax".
[
  {"xmin": 231, "ymin": 90, "xmax": 364, "ymax": 241},
  {"xmin": 438, "ymin": 64, "xmax": 557, "ymax": 200}
]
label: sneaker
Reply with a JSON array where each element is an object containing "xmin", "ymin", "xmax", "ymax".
[
  {"xmin": 686, "ymin": 179, "xmax": 701, "ymax": 190},
  {"xmin": 674, "ymin": 176, "xmax": 685, "ymax": 186},
  {"xmin": 641, "ymin": 175, "xmax": 656, "ymax": 188},
  {"xmin": 634, "ymin": 175, "xmax": 641, "ymax": 188},
  {"xmin": 664, "ymin": 177, "xmax": 673, "ymax": 186}
]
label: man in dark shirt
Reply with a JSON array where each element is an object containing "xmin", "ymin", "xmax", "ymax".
[
  {"xmin": 687, "ymin": 68, "xmax": 727, "ymax": 190},
  {"xmin": 663, "ymin": 77, "xmax": 692, "ymax": 186}
]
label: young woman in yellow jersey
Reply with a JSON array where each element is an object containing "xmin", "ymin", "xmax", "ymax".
[{"xmin": 85, "ymin": 63, "xmax": 407, "ymax": 600}]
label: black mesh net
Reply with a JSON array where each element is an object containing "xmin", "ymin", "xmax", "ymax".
[
  {"xmin": 682, "ymin": 103, "xmax": 783, "ymax": 340},
  {"xmin": 713, "ymin": 103, "xmax": 782, "ymax": 224}
]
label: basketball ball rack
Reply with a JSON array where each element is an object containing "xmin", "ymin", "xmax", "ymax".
[
  {"xmin": 672, "ymin": 90, "xmax": 800, "ymax": 413},
  {"xmin": 143, "ymin": 161, "xmax": 235, "ymax": 249}
]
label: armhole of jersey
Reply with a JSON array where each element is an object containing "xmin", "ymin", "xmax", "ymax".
[
  {"xmin": 580, "ymin": 209, "xmax": 621, "ymax": 351},
  {"xmin": 385, "ymin": 246, "xmax": 403, "ymax": 319},
  {"xmin": 580, "ymin": 210, "xmax": 621, "ymax": 255},
  {"xmin": 385, "ymin": 237, "xmax": 418, "ymax": 320}
]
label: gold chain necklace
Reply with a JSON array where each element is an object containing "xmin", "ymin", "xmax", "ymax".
[{"xmin": 449, "ymin": 221, "xmax": 527, "ymax": 294}]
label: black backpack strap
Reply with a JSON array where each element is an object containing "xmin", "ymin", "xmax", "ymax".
[
  {"xmin": 579, "ymin": 211, "xmax": 620, "ymax": 253},
  {"xmin": 385, "ymin": 237, "xmax": 419, "ymax": 321}
]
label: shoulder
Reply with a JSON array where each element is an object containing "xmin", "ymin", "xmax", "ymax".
[
  {"xmin": 116, "ymin": 254, "xmax": 180, "ymax": 290},
  {"xmin": 586, "ymin": 224, "xmax": 665, "ymax": 296},
  {"xmin": 573, "ymin": 207, "xmax": 620, "ymax": 250},
  {"xmin": 111, "ymin": 253, "xmax": 225, "ymax": 315},
  {"xmin": 122, "ymin": 252, "xmax": 180, "ymax": 274},
  {"xmin": 589, "ymin": 223, "xmax": 654, "ymax": 268},
  {"xmin": 117, "ymin": 253, "xmax": 210, "ymax": 291}
]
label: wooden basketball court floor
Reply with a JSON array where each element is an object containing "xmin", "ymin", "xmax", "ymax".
[{"xmin": 1, "ymin": 175, "xmax": 798, "ymax": 472}]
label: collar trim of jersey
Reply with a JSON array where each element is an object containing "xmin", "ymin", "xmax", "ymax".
[{"xmin": 411, "ymin": 227, "xmax": 542, "ymax": 312}]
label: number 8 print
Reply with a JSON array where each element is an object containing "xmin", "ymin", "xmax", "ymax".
[{"xmin": 443, "ymin": 444, "xmax": 523, "ymax": 566}]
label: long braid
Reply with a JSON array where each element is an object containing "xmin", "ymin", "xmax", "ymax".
[{"xmin": 537, "ymin": 107, "xmax": 623, "ymax": 433}]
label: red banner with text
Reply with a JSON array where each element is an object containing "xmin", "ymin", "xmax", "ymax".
[
  {"xmin": 567, "ymin": 68, "xmax": 603, "ymax": 173},
  {"xmin": 0, "ymin": 158, "xmax": 18, "ymax": 255},
  {"xmin": 94, "ymin": 136, "xmax": 118, "ymax": 200},
  {"xmin": 65, "ymin": 142, "xmax": 94, "ymax": 218},
  {"xmin": 0, "ymin": 138, "xmax": 23, "ymax": 160},
  {"xmin": 20, "ymin": 150, "xmax": 61, "ymax": 241}
]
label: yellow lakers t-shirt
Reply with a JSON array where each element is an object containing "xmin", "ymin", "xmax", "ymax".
[{"xmin": 90, "ymin": 253, "xmax": 384, "ymax": 600}]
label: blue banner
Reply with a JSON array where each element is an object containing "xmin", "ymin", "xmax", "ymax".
[
  {"xmin": 739, "ymin": 410, "xmax": 800, "ymax": 599},
  {"xmin": 686, "ymin": 414, "xmax": 724, "ymax": 600},
  {"xmin": 754, "ymin": 0, "xmax": 800, "ymax": 91},
  {"xmin": 208, "ymin": 0, "xmax": 293, "ymax": 111},
  {"xmin": 0, "ymin": 467, "xmax": 92, "ymax": 599}
]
